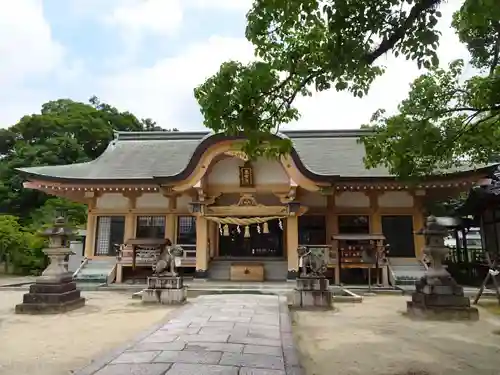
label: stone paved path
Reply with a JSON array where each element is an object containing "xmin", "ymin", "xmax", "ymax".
[{"xmin": 76, "ymin": 294, "xmax": 303, "ymax": 375}]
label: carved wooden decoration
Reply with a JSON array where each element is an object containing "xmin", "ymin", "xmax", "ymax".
[
  {"xmin": 239, "ymin": 162, "xmax": 254, "ymax": 187},
  {"xmin": 224, "ymin": 150, "xmax": 249, "ymax": 161},
  {"xmin": 237, "ymin": 194, "xmax": 258, "ymax": 207}
]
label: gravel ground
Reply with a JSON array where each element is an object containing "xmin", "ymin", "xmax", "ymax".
[
  {"xmin": 293, "ymin": 295, "xmax": 500, "ymax": 375},
  {"xmin": 0, "ymin": 290, "xmax": 175, "ymax": 375}
]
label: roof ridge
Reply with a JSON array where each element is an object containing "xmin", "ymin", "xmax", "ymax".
[{"xmin": 114, "ymin": 129, "xmax": 374, "ymax": 141}]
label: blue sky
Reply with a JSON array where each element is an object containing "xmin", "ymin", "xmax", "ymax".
[{"xmin": 0, "ymin": 0, "xmax": 469, "ymax": 131}]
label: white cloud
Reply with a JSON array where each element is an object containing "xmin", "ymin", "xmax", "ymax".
[
  {"xmin": 0, "ymin": 0, "xmax": 67, "ymax": 127},
  {"xmin": 284, "ymin": 0, "xmax": 471, "ymax": 130},
  {"xmin": 186, "ymin": 0, "xmax": 253, "ymax": 11},
  {"xmin": 0, "ymin": 0, "xmax": 64, "ymax": 86},
  {"xmin": 104, "ymin": 0, "xmax": 183, "ymax": 45},
  {"xmin": 98, "ymin": 36, "xmax": 255, "ymax": 130},
  {"xmin": 98, "ymin": 0, "xmax": 470, "ymax": 131},
  {"xmin": 0, "ymin": 0, "xmax": 472, "ymax": 134}
]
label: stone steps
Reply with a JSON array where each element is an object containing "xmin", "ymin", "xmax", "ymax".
[
  {"xmin": 208, "ymin": 260, "xmax": 288, "ymax": 281},
  {"xmin": 389, "ymin": 258, "xmax": 427, "ymax": 286},
  {"xmin": 73, "ymin": 259, "xmax": 116, "ymax": 284}
]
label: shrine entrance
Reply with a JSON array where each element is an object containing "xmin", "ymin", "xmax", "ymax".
[{"xmin": 218, "ymin": 218, "xmax": 284, "ymax": 258}]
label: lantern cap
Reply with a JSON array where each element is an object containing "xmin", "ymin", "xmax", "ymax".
[
  {"xmin": 39, "ymin": 216, "xmax": 75, "ymax": 238},
  {"xmin": 417, "ymin": 215, "xmax": 449, "ymax": 236}
]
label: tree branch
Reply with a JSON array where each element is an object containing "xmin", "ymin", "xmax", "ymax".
[
  {"xmin": 490, "ymin": 23, "xmax": 500, "ymax": 75},
  {"xmin": 365, "ymin": 0, "xmax": 442, "ymax": 64}
]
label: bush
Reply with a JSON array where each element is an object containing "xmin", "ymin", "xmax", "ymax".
[{"xmin": 0, "ymin": 214, "xmax": 47, "ymax": 275}]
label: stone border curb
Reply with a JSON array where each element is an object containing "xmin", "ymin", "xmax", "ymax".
[
  {"xmin": 279, "ymin": 296, "xmax": 305, "ymax": 375},
  {"xmin": 72, "ymin": 300, "xmax": 194, "ymax": 375}
]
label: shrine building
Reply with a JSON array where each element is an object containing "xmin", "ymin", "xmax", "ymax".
[{"xmin": 17, "ymin": 130, "xmax": 493, "ymax": 284}]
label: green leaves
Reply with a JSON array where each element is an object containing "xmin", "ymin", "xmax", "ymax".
[
  {"xmin": 361, "ymin": 1, "xmax": 500, "ymax": 178},
  {"xmin": 362, "ymin": 60, "xmax": 500, "ymax": 178},
  {"xmin": 196, "ymin": 0, "xmax": 445, "ymax": 157},
  {"xmin": 0, "ymin": 97, "xmax": 169, "ymax": 223}
]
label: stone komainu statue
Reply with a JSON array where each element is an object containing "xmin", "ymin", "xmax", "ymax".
[
  {"xmin": 298, "ymin": 245, "xmax": 327, "ymax": 278},
  {"xmin": 153, "ymin": 243, "xmax": 184, "ymax": 277}
]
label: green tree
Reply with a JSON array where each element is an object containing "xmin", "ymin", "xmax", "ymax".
[
  {"xmin": 0, "ymin": 97, "xmax": 175, "ymax": 222},
  {"xmin": 0, "ymin": 215, "xmax": 44, "ymax": 274},
  {"xmin": 362, "ymin": 0, "xmax": 500, "ymax": 178},
  {"xmin": 195, "ymin": 0, "xmax": 446, "ymax": 157},
  {"xmin": 29, "ymin": 198, "xmax": 88, "ymax": 231},
  {"xmin": 195, "ymin": 0, "xmax": 499, "ymax": 174}
]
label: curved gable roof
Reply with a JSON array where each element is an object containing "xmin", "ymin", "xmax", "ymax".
[{"xmin": 16, "ymin": 130, "xmax": 493, "ymax": 183}]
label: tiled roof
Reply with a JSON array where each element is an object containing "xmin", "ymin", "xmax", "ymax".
[{"xmin": 16, "ymin": 130, "xmax": 490, "ymax": 182}]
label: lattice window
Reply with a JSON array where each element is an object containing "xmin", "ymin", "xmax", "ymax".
[
  {"xmin": 136, "ymin": 216, "xmax": 166, "ymax": 239},
  {"xmin": 95, "ymin": 216, "xmax": 125, "ymax": 256},
  {"xmin": 338, "ymin": 215, "xmax": 370, "ymax": 234},
  {"xmin": 299, "ymin": 215, "xmax": 326, "ymax": 245},
  {"xmin": 177, "ymin": 216, "xmax": 196, "ymax": 245}
]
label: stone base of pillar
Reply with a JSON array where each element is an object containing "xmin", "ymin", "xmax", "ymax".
[
  {"xmin": 287, "ymin": 270, "xmax": 298, "ymax": 280},
  {"xmin": 406, "ymin": 276, "xmax": 479, "ymax": 321},
  {"xmin": 195, "ymin": 269, "xmax": 208, "ymax": 279},
  {"xmin": 290, "ymin": 277, "xmax": 333, "ymax": 310},
  {"xmin": 15, "ymin": 275, "xmax": 85, "ymax": 314},
  {"xmin": 142, "ymin": 276, "xmax": 187, "ymax": 305}
]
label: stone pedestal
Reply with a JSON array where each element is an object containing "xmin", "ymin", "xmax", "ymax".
[
  {"xmin": 15, "ymin": 273, "xmax": 85, "ymax": 314},
  {"xmin": 291, "ymin": 277, "xmax": 333, "ymax": 310},
  {"xmin": 407, "ymin": 276, "xmax": 479, "ymax": 321},
  {"xmin": 142, "ymin": 276, "xmax": 187, "ymax": 305}
]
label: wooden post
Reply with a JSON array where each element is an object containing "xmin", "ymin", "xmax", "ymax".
[
  {"xmin": 195, "ymin": 216, "xmax": 208, "ymax": 277},
  {"xmin": 84, "ymin": 213, "xmax": 96, "ymax": 258},
  {"xmin": 286, "ymin": 216, "xmax": 299, "ymax": 279}
]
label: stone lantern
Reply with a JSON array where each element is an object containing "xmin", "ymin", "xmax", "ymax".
[
  {"xmin": 406, "ymin": 216, "xmax": 478, "ymax": 320},
  {"xmin": 16, "ymin": 217, "xmax": 86, "ymax": 314}
]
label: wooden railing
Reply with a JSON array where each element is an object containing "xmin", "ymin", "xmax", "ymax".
[
  {"xmin": 116, "ymin": 242, "xmax": 197, "ymax": 268},
  {"xmin": 177, "ymin": 244, "xmax": 196, "ymax": 267},
  {"xmin": 299, "ymin": 245, "xmax": 336, "ymax": 266}
]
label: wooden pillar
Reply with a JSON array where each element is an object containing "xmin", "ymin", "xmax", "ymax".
[
  {"xmin": 413, "ymin": 195, "xmax": 425, "ymax": 259},
  {"xmin": 370, "ymin": 192, "xmax": 382, "ymax": 235},
  {"xmin": 124, "ymin": 214, "xmax": 135, "ymax": 242},
  {"xmin": 208, "ymin": 221, "xmax": 217, "ymax": 259},
  {"xmin": 84, "ymin": 213, "xmax": 96, "ymax": 258},
  {"xmin": 195, "ymin": 216, "xmax": 208, "ymax": 278},
  {"xmin": 124, "ymin": 192, "xmax": 138, "ymax": 242},
  {"xmin": 327, "ymin": 194, "xmax": 340, "ymax": 285},
  {"xmin": 166, "ymin": 195, "xmax": 177, "ymax": 242},
  {"xmin": 286, "ymin": 216, "xmax": 299, "ymax": 279},
  {"xmin": 166, "ymin": 214, "xmax": 176, "ymax": 242}
]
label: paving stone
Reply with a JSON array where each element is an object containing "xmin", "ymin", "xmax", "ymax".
[
  {"xmin": 250, "ymin": 316, "xmax": 280, "ymax": 326},
  {"xmin": 76, "ymin": 295, "xmax": 301, "ymax": 375},
  {"xmin": 234, "ymin": 323, "xmax": 280, "ymax": 332},
  {"xmin": 162, "ymin": 321, "xmax": 190, "ymax": 328},
  {"xmin": 111, "ymin": 351, "xmax": 160, "ymax": 364},
  {"xmin": 283, "ymin": 349, "xmax": 300, "ymax": 367},
  {"xmin": 219, "ymin": 352, "xmax": 284, "ymax": 370},
  {"xmin": 210, "ymin": 316, "xmax": 252, "ymax": 323},
  {"xmin": 239, "ymin": 368, "xmax": 285, "ymax": 375},
  {"xmin": 94, "ymin": 363, "xmax": 172, "ymax": 375},
  {"xmin": 165, "ymin": 363, "xmax": 238, "ymax": 375},
  {"xmin": 128, "ymin": 341, "xmax": 186, "ymax": 352},
  {"xmin": 200, "ymin": 321, "xmax": 236, "ymax": 328},
  {"xmin": 154, "ymin": 349, "xmax": 222, "ymax": 364},
  {"xmin": 199, "ymin": 327, "xmax": 236, "ymax": 335},
  {"xmin": 159, "ymin": 326, "xmax": 200, "ymax": 335},
  {"xmin": 142, "ymin": 332, "xmax": 179, "ymax": 343},
  {"xmin": 228, "ymin": 335, "xmax": 281, "ymax": 347},
  {"xmin": 177, "ymin": 333, "xmax": 230, "ymax": 343},
  {"xmin": 248, "ymin": 330, "xmax": 282, "ymax": 340},
  {"xmin": 185, "ymin": 342, "xmax": 243, "ymax": 353},
  {"xmin": 243, "ymin": 345, "xmax": 282, "ymax": 356},
  {"xmin": 285, "ymin": 365, "xmax": 304, "ymax": 375}
]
